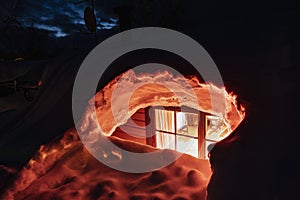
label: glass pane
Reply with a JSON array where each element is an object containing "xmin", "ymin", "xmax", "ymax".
[
  {"xmin": 176, "ymin": 112, "xmax": 198, "ymax": 137},
  {"xmin": 155, "ymin": 109, "xmax": 175, "ymax": 132},
  {"xmin": 176, "ymin": 135, "xmax": 198, "ymax": 158},
  {"xmin": 204, "ymin": 140, "xmax": 216, "ymax": 159},
  {"xmin": 156, "ymin": 132, "xmax": 175, "ymax": 150},
  {"xmin": 205, "ymin": 115, "xmax": 230, "ymax": 141}
]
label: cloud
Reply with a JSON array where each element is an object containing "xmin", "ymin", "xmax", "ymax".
[{"xmin": 1, "ymin": 0, "xmax": 120, "ymax": 37}]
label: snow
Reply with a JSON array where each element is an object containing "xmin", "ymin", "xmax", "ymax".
[
  {"xmin": 0, "ymin": 52, "xmax": 243, "ymax": 199},
  {"xmin": 2, "ymin": 130, "xmax": 211, "ymax": 200}
]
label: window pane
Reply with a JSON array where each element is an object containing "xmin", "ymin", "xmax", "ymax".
[
  {"xmin": 176, "ymin": 135, "xmax": 198, "ymax": 158},
  {"xmin": 155, "ymin": 109, "xmax": 175, "ymax": 132},
  {"xmin": 205, "ymin": 115, "xmax": 230, "ymax": 141},
  {"xmin": 204, "ymin": 140, "xmax": 216, "ymax": 159},
  {"xmin": 176, "ymin": 112, "xmax": 198, "ymax": 137},
  {"xmin": 156, "ymin": 132, "xmax": 175, "ymax": 150}
]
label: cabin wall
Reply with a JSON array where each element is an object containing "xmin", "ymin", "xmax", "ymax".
[{"xmin": 112, "ymin": 108, "xmax": 147, "ymax": 144}]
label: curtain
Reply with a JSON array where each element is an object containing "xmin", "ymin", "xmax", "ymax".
[
  {"xmin": 155, "ymin": 109, "xmax": 174, "ymax": 132},
  {"xmin": 156, "ymin": 132, "xmax": 175, "ymax": 150}
]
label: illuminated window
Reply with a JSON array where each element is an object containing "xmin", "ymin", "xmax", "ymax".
[
  {"xmin": 146, "ymin": 107, "xmax": 230, "ymax": 159},
  {"xmin": 204, "ymin": 115, "xmax": 231, "ymax": 158},
  {"xmin": 147, "ymin": 107, "xmax": 200, "ymax": 158}
]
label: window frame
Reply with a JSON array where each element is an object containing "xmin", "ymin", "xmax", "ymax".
[{"xmin": 146, "ymin": 106, "xmax": 206, "ymax": 158}]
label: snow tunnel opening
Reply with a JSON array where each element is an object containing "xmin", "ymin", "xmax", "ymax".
[{"xmin": 88, "ymin": 69, "xmax": 245, "ymax": 159}]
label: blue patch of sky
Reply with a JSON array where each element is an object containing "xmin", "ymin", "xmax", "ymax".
[
  {"xmin": 98, "ymin": 21, "xmax": 117, "ymax": 29},
  {"xmin": 34, "ymin": 24, "xmax": 67, "ymax": 37}
]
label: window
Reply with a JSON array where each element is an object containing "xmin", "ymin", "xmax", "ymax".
[
  {"xmin": 148, "ymin": 107, "xmax": 201, "ymax": 158},
  {"xmin": 146, "ymin": 106, "xmax": 231, "ymax": 159}
]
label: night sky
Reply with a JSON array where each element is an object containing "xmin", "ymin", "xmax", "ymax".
[
  {"xmin": 0, "ymin": 0, "xmax": 124, "ymax": 37},
  {"xmin": 1, "ymin": 1, "xmax": 299, "ymax": 37}
]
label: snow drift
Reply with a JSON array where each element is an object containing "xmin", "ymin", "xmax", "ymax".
[
  {"xmin": 2, "ymin": 129, "xmax": 211, "ymax": 200},
  {"xmin": 1, "ymin": 68, "xmax": 244, "ymax": 199}
]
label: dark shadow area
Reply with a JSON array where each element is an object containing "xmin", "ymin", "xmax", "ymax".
[{"xmin": 98, "ymin": 48, "xmax": 203, "ymax": 90}]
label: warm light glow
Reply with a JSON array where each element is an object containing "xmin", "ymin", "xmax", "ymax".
[
  {"xmin": 79, "ymin": 69, "xmax": 244, "ymax": 159},
  {"xmin": 3, "ymin": 69, "xmax": 244, "ymax": 199},
  {"xmin": 91, "ymin": 69, "xmax": 244, "ymax": 137},
  {"xmin": 154, "ymin": 108, "xmax": 200, "ymax": 158}
]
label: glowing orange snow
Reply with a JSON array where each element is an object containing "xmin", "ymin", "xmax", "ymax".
[
  {"xmin": 2, "ymin": 69, "xmax": 244, "ymax": 200},
  {"xmin": 87, "ymin": 70, "xmax": 244, "ymax": 138}
]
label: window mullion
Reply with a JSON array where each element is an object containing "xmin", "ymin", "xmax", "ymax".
[{"xmin": 174, "ymin": 110, "xmax": 177, "ymax": 151}]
